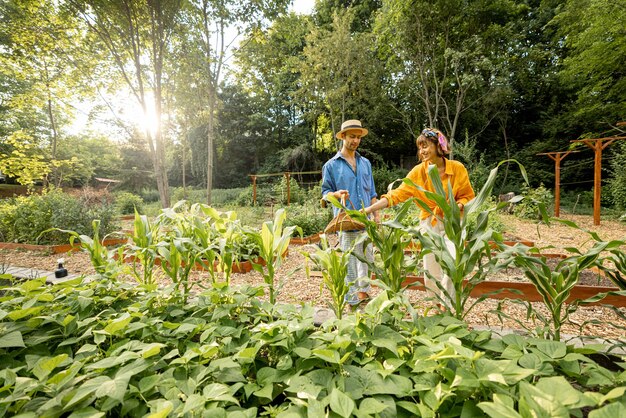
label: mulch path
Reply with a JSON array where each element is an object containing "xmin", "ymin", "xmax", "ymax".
[{"xmin": 1, "ymin": 213, "xmax": 625, "ymax": 340}]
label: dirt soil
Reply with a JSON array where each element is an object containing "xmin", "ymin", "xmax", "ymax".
[{"xmin": 1, "ymin": 213, "xmax": 625, "ymax": 340}]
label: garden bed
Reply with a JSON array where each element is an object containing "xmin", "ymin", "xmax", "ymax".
[
  {"xmin": 290, "ymin": 232, "xmax": 322, "ymax": 245},
  {"xmin": 399, "ymin": 276, "xmax": 625, "ymax": 307},
  {"xmin": 0, "ymin": 237, "xmax": 128, "ymax": 254}
]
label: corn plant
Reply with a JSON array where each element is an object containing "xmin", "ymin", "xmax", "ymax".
[
  {"xmin": 201, "ymin": 206, "xmax": 246, "ymax": 284},
  {"xmin": 327, "ymin": 196, "xmax": 419, "ymax": 294},
  {"xmin": 567, "ymin": 223, "xmax": 626, "ymax": 290},
  {"xmin": 40, "ymin": 219, "xmax": 123, "ymax": 279},
  {"xmin": 302, "ymin": 234, "xmax": 351, "ymax": 319},
  {"xmin": 249, "ymin": 208, "xmax": 296, "ymax": 304},
  {"xmin": 125, "ymin": 210, "xmax": 162, "ymax": 289},
  {"xmin": 401, "ymin": 160, "xmax": 529, "ymax": 319},
  {"xmin": 156, "ymin": 237, "xmax": 198, "ymax": 301},
  {"xmin": 179, "ymin": 203, "xmax": 220, "ymax": 283},
  {"xmin": 510, "ymin": 238, "xmax": 618, "ymax": 340}
]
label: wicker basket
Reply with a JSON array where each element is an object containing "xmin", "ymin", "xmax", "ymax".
[
  {"xmin": 324, "ymin": 211, "xmax": 365, "ymax": 234},
  {"xmin": 323, "ymin": 196, "xmax": 366, "ymax": 233}
]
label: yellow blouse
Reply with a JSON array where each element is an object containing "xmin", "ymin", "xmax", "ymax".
[{"xmin": 382, "ymin": 159, "xmax": 475, "ymax": 222}]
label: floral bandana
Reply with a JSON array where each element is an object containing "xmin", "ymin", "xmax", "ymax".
[{"xmin": 421, "ymin": 128, "xmax": 449, "ymax": 154}]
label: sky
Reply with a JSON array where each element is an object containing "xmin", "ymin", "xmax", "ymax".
[{"xmin": 290, "ymin": 0, "xmax": 315, "ymax": 14}]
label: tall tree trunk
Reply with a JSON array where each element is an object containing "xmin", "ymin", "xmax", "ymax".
[
  {"xmin": 44, "ymin": 63, "xmax": 57, "ymax": 188},
  {"xmin": 206, "ymin": 92, "xmax": 215, "ymax": 205}
]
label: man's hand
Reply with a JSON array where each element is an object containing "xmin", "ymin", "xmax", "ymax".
[{"xmin": 333, "ymin": 190, "xmax": 349, "ymax": 201}]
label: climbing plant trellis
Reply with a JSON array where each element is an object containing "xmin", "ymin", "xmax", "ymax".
[
  {"xmin": 538, "ymin": 122, "xmax": 626, "ymax": 225},
  {"xmin": 248, "ymin": 171, "xmax": 321, "ymax": 206}
]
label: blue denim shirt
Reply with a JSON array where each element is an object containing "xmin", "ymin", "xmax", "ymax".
[{"xmin": 321, "ymin": 151, "xmax": 377, "ymax": 216}]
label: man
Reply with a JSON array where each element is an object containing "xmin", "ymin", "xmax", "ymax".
[{"xmin": 321, "ymin": 119, "xmax": 379, "ymax": 308}]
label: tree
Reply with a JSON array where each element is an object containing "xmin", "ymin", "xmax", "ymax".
[
  {"xmin": 373, "ymin": 0, "xmax": 523, "ymax": 148},
  {"xmin": 69, "ymin": 0, "xmax": 183, "ymax": 208},
  {"xmin": 0, "ymin": 0, "xmax": 93, "ymax": 187},
  {"xmin": 300, "ymin": 8, "xmax": 390, "ymax": 154},
  {"xmin": 552, "ymin": 0, "xmax": 626, "ymax": 132},
  {"xmin": 173, "ymin": 0, "xmax": 289, "ymax": 204}
]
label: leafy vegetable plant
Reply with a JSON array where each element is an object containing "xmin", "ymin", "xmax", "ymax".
[
  {"xmin": 401, "ymin": 161, "xmax": 528, "ymax": 319},
  {"xmin": 249, "ymin": 208, "xmax": 296, "ymax": 303},
  {"xmin": 302, "ymin": 234, "xmax": 351, "ymax": 319}
]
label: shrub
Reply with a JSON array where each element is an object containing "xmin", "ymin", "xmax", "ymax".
[
  {"xmin": 170, "ymin": 186, "xmax": 205, "ymax": 204},
  {"xmin": 272, "ymin": 176, "xmax": 307, "ymax": 205},
  {"xmin": 114, "ymin": 191, "xmax": 144, "ymax": 214},
  {"xmin": 235, "ymin": 185, "xmax": 274, "ymax": 206},
  {"xmin": 211, "ymin": 188, "xmax": 248, "ymax": 206},
  {"xmin": 139, "ymin": 187, "xmax": 161, "ymax": 203},
  {"xmin": 514, "ymin": 183, "xmax": 552, "ymax": 220},
  {"xmin": 0, "ymin": 188, "xmax": 118, "ymax": 244},
  {"xmin": 372, "ymin": 165, "xmax": 407, "ymax": 196},
  {"xmin": 609, "ymin": 141, "xmax": 626, "ymax": 210},
  {"xmin": 284, "ymin": 203, "xmax": 333, "ymax": 236}
]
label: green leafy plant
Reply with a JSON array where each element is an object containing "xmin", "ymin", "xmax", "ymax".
[
  {"xmin": 401, "ymin": 160, "xmax": 530, "ymax": 319},
  {"xmin": 284, "ymin": 203, "xmax": 332, "ymax": 237},
  {"xmin": 328, "ymin": 196, "xmax": 419, "ymax": 295},
  {"xmin": 302, "ymin": 234, "xmax": 351, "ymax": 319},
  {"xmin": 514, "ymin": 183, "xmax": 553, "ymax": 220},
  {"xmin": 0, "ymin": 188, "xmax": 117, "ymax": 244},
  {"xmin": 0, "ymin": 272, "xmax": 624, "ymax": 416},
  {"xmin": 114, "ymin": 191, "xmax": 144, "ymax": 215},
  {"xmin": 249, "ymin": 208, "xmax": 296, "ymax": 303},
  {"xmin": 42, "ymin": 219, "xmax": 123, "ymax": 279},
  {"xmin": 125, "ymin": 209, "xmax": 162, "ymax": 289},
  {"xmin": 507, "ymin": 234, "xmax": 623, "ymax": 340}
]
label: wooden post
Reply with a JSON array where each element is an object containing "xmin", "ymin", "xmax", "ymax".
[
  {"xmin": 251, "ymin": 175, "xmax": 257, "ymax": 206},
  {"xmin": 538, "ymin": 151, "xmax": 577, "ymax": 217},
  {"xmin": 571, "ymin": 136, "xmax": 625, "ymax": 225},
  {"xmin": 285, "ymin": 172, "xmax": 291, "ymax": 206}
]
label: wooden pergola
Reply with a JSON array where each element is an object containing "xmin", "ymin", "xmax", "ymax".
[
  {"xmin": 570, "ymin": 133, "xmax": 626, "ymax": 225},
  {"xmin": 537, "ymin": 150, "xmax": 579, "ymax": 218}
]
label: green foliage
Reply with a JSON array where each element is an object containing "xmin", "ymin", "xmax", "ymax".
[
  {"xmin": 170, "ymin": 186, "xmax": 206, "ymax": 204},
  {"xmin": 454, "ymin": 131, "xmax": 491, "ymax": 189},
  {"xmin": 554, "ymin": 0, "xmax": 626, "ymax": 130},
  {"xmin": 272, "ymin": 176, "xmax": 307, "ymax": 205},
  {"xmin": 302, "ymin": 234, "xmax": 351, "ymax": 319},
  {"xmin": 114, "ymin": 191, "xmax": 144, "ymax": 215},
  {"xmin": 47, "ymin": 219, "xmax": 123, "ymax": 279},
  {"xmin": 403, "ymin": 160, "xmax": 529, "ymax": 319},
  {"xmin": 249, "ymin": 208, "xmax": 296, "ymax": 303},
  {"xmin": 0, "ymin": 188, "xmax": 117, "ymax": 244},
  {"xmin": 372, "ymin": 165, "xmax": 407, "ymax": 196},
  {"xmin": 139, "ymin": 188, "xmax": 161, "ymax": 203},
  {"xmin": 235, "ymin": 184, "xmax": 273, "ymax": 206},
  {"xmin": 0, "ymin": 276, "xmax": 624, "ymax": 416},
  {"xmin": 336, "ymin": 197, "xmax": 419, "ymax": 295},
  {"xmin": 169, "ymin": 187, "xmax": 248, "ymax": 206},
  {"xmin": 514, "ymin": 183, "xmax": 553, "ymax": 220},
  {"xmin": 284, "ymin": 203, "xmax": 332, "ymax": 237},
  {"xmin": 467, "ymin": 195, "xmax": 506, "ymax": 233},
  {"xmin": 508, "ymin": 224, "xmax": 625, "ymax": 340},
  {"xmin": 608, "ymin": 141, "xmax": 626, "ymax": 210}
]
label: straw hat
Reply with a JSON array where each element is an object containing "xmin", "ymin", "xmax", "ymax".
[{"xmin": 336, "ymin": 119, "xmax": 369, "ymax": 139}]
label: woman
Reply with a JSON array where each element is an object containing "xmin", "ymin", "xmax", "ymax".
[{"xmin": 363, "ymin": 128, "xmax": 475, "ymax": 309}]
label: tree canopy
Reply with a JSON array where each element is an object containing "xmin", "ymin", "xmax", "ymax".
[{"xmin": 1, "ymin": 0, "xmax": 624, "ymax": 206}]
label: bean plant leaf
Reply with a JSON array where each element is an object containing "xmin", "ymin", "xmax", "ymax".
[
  {"xmin": 329, "ymin": 388, "xmax": 355, "ymax": 418},
  {"xmin": 32, "ymin": 354, "xmax": 70, "ymax": 381},
  {"xmin": 67, "ymin": 407, "xmax": 106, "ymax": 418},
  {"xmin": 589, "ymin": 402, "xmax": 626, "ymax": 418},
  {"xmin": 0, "ymin": 331, "xmax": 25, "ymax": 348}
]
